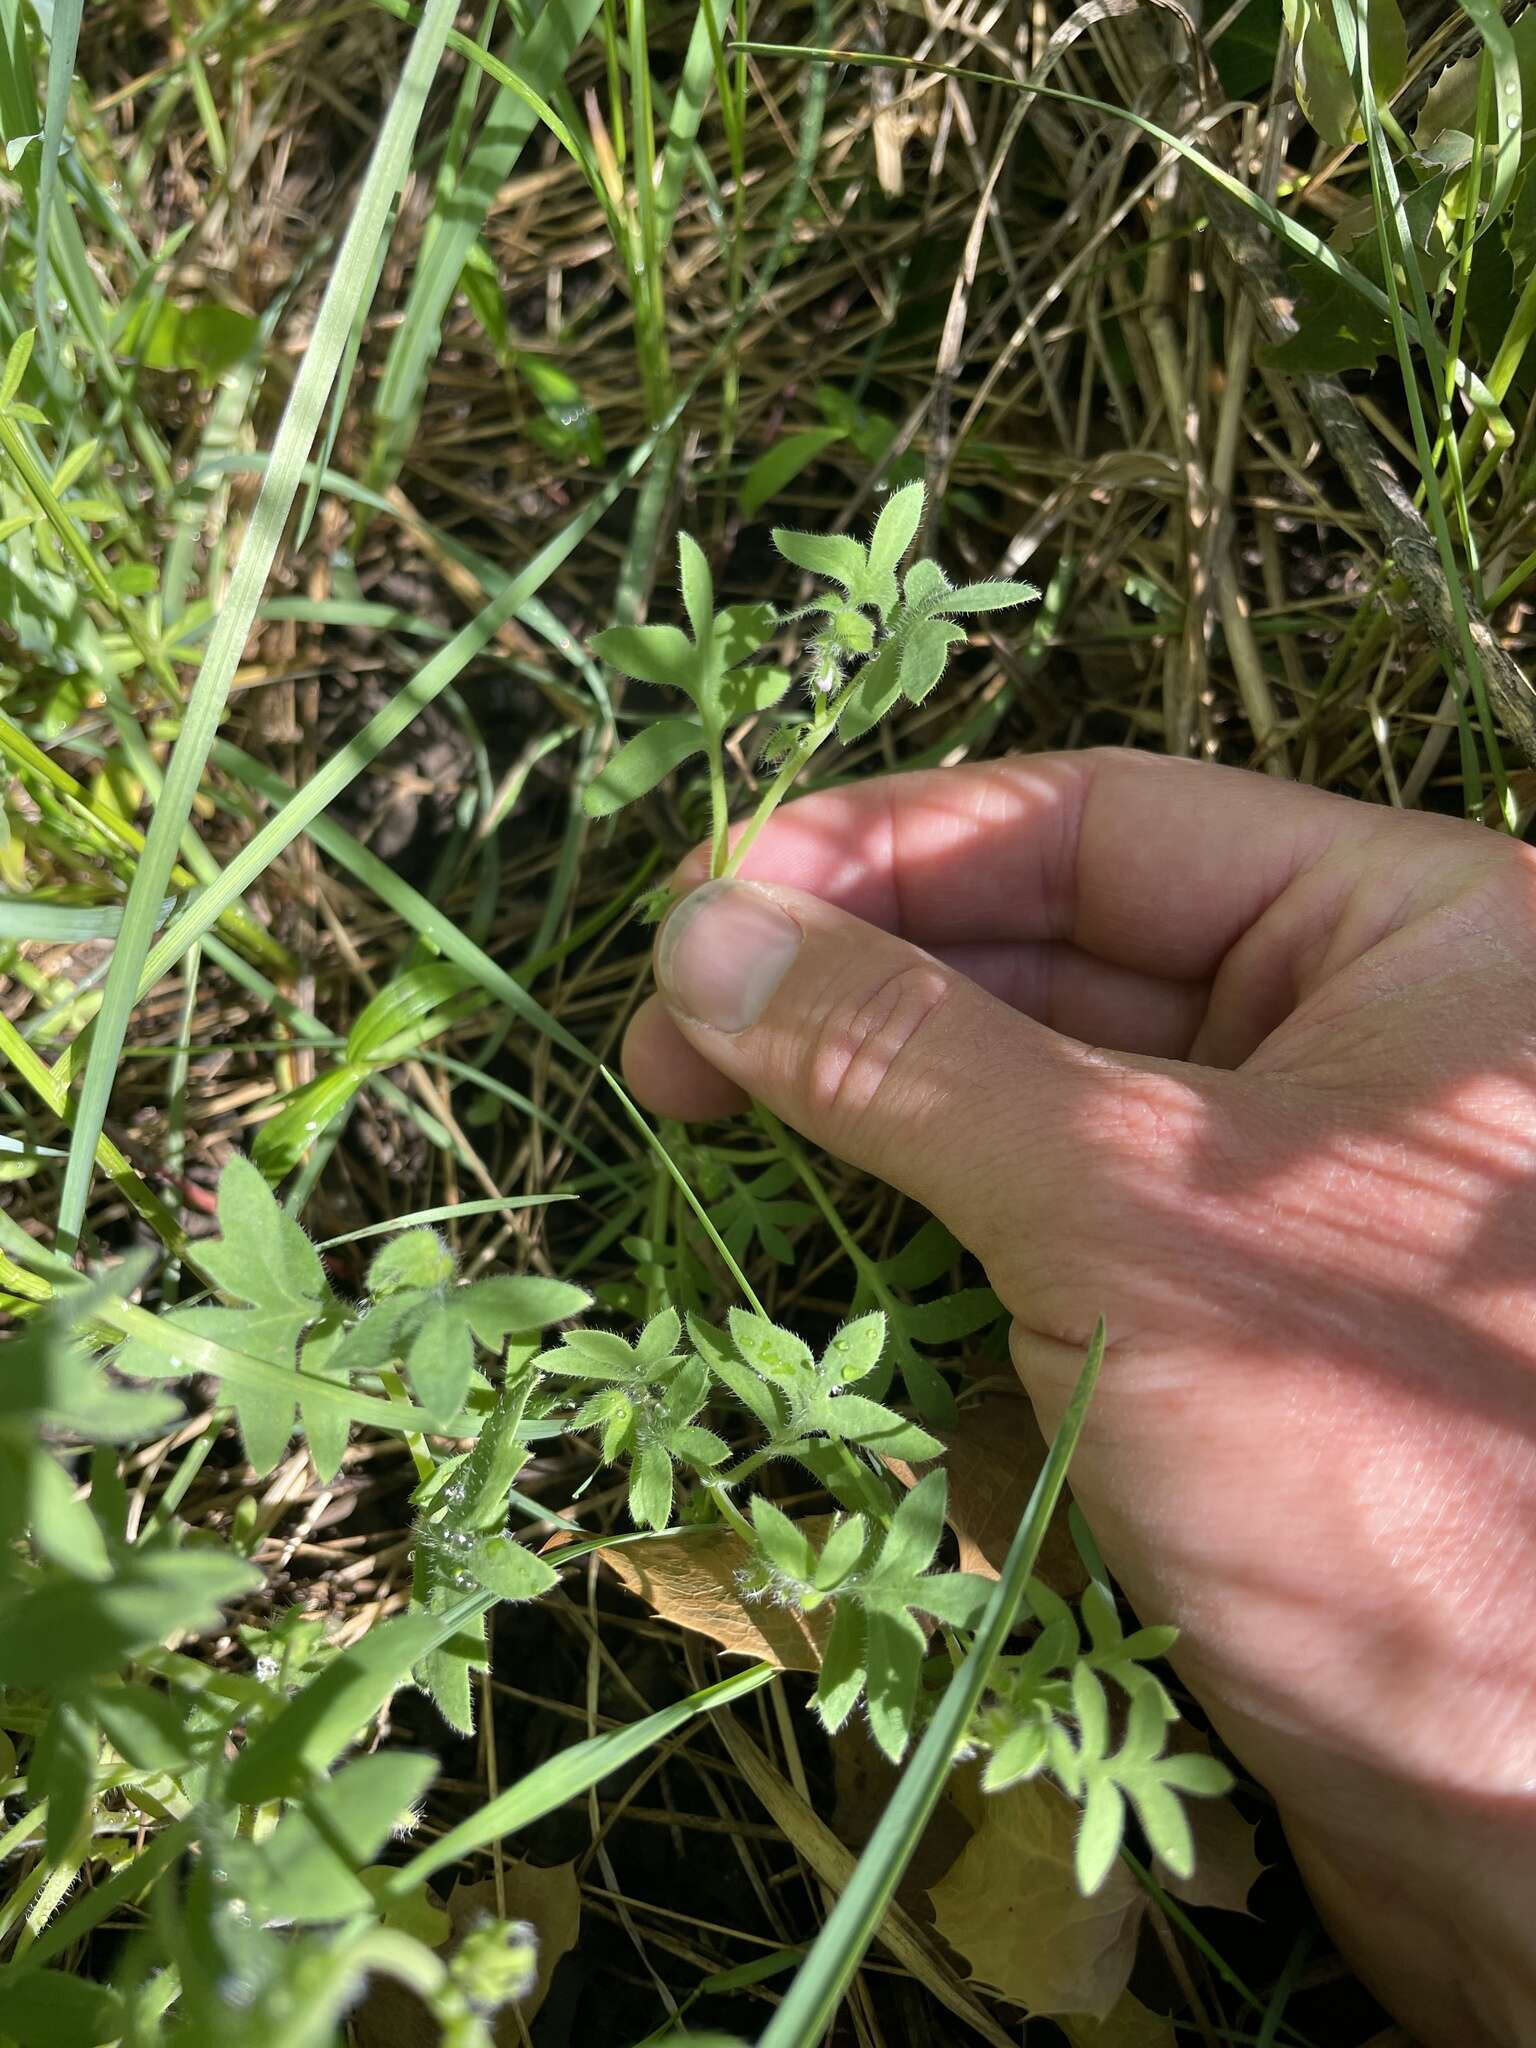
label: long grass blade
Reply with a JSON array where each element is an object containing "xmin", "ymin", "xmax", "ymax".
[
  {"xmin": 32, "ymin": 0, "xmax": 83, "ymax": 361},
  {"xmin": 365, "ymin": 0, "xmax": 605, "ymax": 495},
  {"xmin": 55, "ymin": 0, "xmax": 461, "ymax": 1252},
  {"xmin": 381, "ymin": 1660, "xmax": 775, "ymax": 1894}
]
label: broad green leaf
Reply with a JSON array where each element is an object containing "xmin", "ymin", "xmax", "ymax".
[
  {"xmin": 925, "ymin": 580, "xmax": 1039, "ymax": 613},
  {"xmin": 728, "ymin": 1309, "xmax": 814, "ymax": 1383},
  {"xmin": 85, "ymin": 1681, "xmax": 194, "ymax": 1772},
  {"xmin": 582, "ymin": 717, "xmax": 706, "ymax": 818},
  {"xmin": 678, "ymin": 531, "xmax": 713, "ymax": 642},
  {"xmin": 468, "ymin": 1533, "xmax": 558, "ymax": 1602},
  {"xmin": 898, "ymin": 617, "xmax": 965, "ymax": 704},
  {"xmin": 0, "ymin": 1970, "xmax": 124, "ymax": 2047},
  {"xmin": 866, "ymin": 480, "xmax": 925, "ymax": 579},
  {"xmin": 254, "ymin": 1752, "xmax": 438, "ymax": 1922},
  {"xmin": 770, "ymin": 528, "xmax": 868, "ymax": 590},
  {"xmin": 369, "ymin": 1228, "xmax": 457, "ymax": 1297},
  {"xmin": 458, "ymin": 1275, "xmax": 589, "ymax": 1346},
  {"xmin": 822, "ymin": 1313, "xmax": 885, "ymax": 1384},
  {"xmin": 740, "ymin": 427, "xmax": 845, "ymax": 516},
  {"xmin": 0, "ymin": 1547, "xmax": 260, "ymax": 1688},
  {"xmin": 200, "ymin": 1152, "xmax": 328, "ymax": 1307},
  {"xmin": 251, "ymin": 1064, "xmax": 366, "ymax": 1184},
  {"xmin": 33, "ymin": 1697, "xmax": 96, "ymax": 1859},
  {"xmin": 817, "ymin": 1393, "xmax": 942, "ymax": 1460},
  {"xmin": 591, "ymin": 622, "xmax": 699, "ymax": 692},
  {"xmin": 407, "ymin": 1303, "xmax": 474, "ymax": 1427},
  {"xmin": 120, "ymin": 300, "xmax": 260, "ymax": 380},
  {"xmin": 27, "ymin": 1451, "xmax": 110, "ymax": 1579},
  {"xmin": 347, "ymin": 963, "xmax": 477, "ymax": 1065}
]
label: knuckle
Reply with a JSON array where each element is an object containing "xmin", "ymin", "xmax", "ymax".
[{"xmin": 801, "ymin": 961, "xmax": 951, "ymax": 1131}]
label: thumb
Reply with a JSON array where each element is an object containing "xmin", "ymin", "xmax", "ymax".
[{"xmin": 650, "ymin": 877, "xmax": 1205, "ymax": 1299}]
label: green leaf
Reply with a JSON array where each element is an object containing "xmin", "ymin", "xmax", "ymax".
[
  {"xmin": 897, "ymin": 617, "xmax": 965, "ymax": 704},
  {"xmin": 201, "ymin": 1152, "xmax": 329, "ymax": 1307},
  {"xmin": 32, "ymin": 1697, "xmax": 96, "ymax": 1859},
  {"xmin": 468, "ymin": 1533, "xmax": 558, "ymax": 1602},
  {"xmin": 815, "ymin": 1602, "xmax": 866, "ymax": 1731},
  {"xmin": 85, "ymin": 1681, "xmax": 194, "ymax": 1772},
  {"xmin": 407, "ymin": 1304, "xmax": 475, "ymax": 1428},
  {"xmin": 0, "ymin": 1971, "xmax": 125, "ymax": 2047},
  {"xmin": 347, "ymin": 963, "xmax": 478, "ymax": 1065},
  {"xmin": 900, "ymin": 1288, "xmax": 1003, "ymax": 1344},
  {"xmin": 253, "ymin": 1752, "xmax": 438, "ymax": 1922},
  {"xmin": 120, "ymin": 300, "xmax": 260, "ymax": 379},
  {"xmin": 866, "ymin": 480, "xmax": 925, "ymax": 580},
  {"xmin": 678, "ymin": 531, "xmax": 713, "ymax": 643},
  {"xmin": 728, "ymin": 1309, "xmax": 814, "ymax": 1384},
  {"xmin": 251, "ymin": 1064, "xmax": 367, "ymax": 1184},
  {"xmin": 817, "ymin": 1392, "xmax": 942, "ymax": 1460},
  {"xmin": 923, "ymin": 580, "xmax": 1038, "ymax": 614},
  {"xmin": 822, "ymin": 1313, "xmax": 886, "ymax": 1385},
  {"xmin": 0, "ymin": 328, "xmax": 36, "ymax": 409},
  {"xmin": 582, "ymin": 717, "xmax": 706, "ymax": 818},
  {"xmin": 863, "ymin": 1604, "xmax": 927, "ymax": 1762},
  {"xmin": 0, "ymin": 1546, "xmax": 260, "ymax": 1688},
  {"xmin": 740, "ymin": 427, "xmax": 845, "ymax": 516},
  {"xmin": 629, "ymin": 1442, "xmax": 675, "ymax": 1529},
  {"xmin": 27, "ymin": 1451, "xmax": 110, "ymax": 1579},
  {"xmin": 591, "ymin": 622, "xmax": 700, "ymax": 692},
  {"xmin": 770, "ymin": 528, "xmax": 869, "ymax": 590},
  {"xmin": 458, "ymin": 1275, "xmax": 589, "ymax": 1346},
  {"xmin": 836, "ymin": 639, "xmax": 902, "ymax": 741}
]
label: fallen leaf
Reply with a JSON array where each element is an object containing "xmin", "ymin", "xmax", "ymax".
[
  {"xmin": 351, "ymin": 1860, "xmax": 578, "ymax": 2047},
  {"xmin": 888, "ymin": 1395, "xmax": 1085, "ymax": 1594},
  {"xmin": 1065, "ymin": 1991, "xmax": 1180, "ymax": 2047},
  {"xmin": 928, "ymin": 1769, "xmax": 1141, "ymax": 2018},
  {"xmin": 448, "ymin": 1864, "xmax": 580, "ymax": 2028},
  {"xmin": 1153, "ymin": 1729, "xmax": 1264, "ymax": 1914},
  {"xmin": 596, "ymin": 1526, "xmax": 832, "ymax": 1671}
]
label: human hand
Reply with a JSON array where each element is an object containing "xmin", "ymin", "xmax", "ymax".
[{"xmin": 622, "ymin": 749, "xmax": 1536, "ymax": 2046}]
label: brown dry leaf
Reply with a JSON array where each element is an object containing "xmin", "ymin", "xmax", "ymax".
[
  {"xmin": 351, "ymin": 1861, "xmax": 580, "ymax": 2048},
  {"xmin": 597, "ymin": 1526, "xmax": 832, "ymax": 1671},
  {"xmin": 927, "ymin": 1771, "xmax": 1142, "ymax": 2019},
  {"xmin": 1152, "ymin": 1727, "xmax": 1264, "ymax": 1914},
  {"xmin": 888, "ymin": 1394, "xmax": 1085, "ymax": 1594},
  {"xmin": 1064, "ymin": 1991, "xmax": 1181, "ymax": 2047},
  {"xmin": 1155, "ymin": 1788, "xmax": 1265, "ymax": 1914},
  {"xmin": 448, "ymin": 1864, "xmax": 580, "ymax": 2028}
]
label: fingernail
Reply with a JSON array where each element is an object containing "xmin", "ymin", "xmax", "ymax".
[{"xmin": 657, "ymin": 880, "xmax": 802, "ymax": 1033}]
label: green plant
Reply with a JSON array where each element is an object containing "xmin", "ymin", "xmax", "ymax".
[{"xmin": 581, "ymin": 480, "xmax": 1038, "ymax": 875}]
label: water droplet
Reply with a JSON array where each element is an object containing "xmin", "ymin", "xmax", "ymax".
[
  {"xmin": 1508, "ymin": 112, "xmax": 1522, "ymax": 130},
  {"xmin": 453, "ymin": 1571, "xmax": 475, "ymax": 1590}
]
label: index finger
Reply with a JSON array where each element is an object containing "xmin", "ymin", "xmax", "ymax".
[{"xmin": 679, "ymin": 749, "xmax": 1397, "ymax": 981}]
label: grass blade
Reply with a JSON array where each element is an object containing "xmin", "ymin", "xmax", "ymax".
[
  {"xmin": 55, "ymin": 0, "xmax": 460, "ymax": 1252},
  {"xmin": 381, "ymin": 1660, "xmax": 775, "ymax": 1895},
  {"xmin": 32, "ymin": 0, "xmax": 82, "ymax": 361},
  {"xmin": 365, "ymin": 0, "xmax": 605, "ymax": 495},
  {"xmin": 757, "ymin": 1322, "xmax": 1106, "ymax": 2047}
]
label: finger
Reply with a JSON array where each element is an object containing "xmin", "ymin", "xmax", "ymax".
[
  {"xmin": 623, "ymin": 995, "xmax": 749, "ymax": 1121},
  {"xmin": 649, "ymin": 875, "xmax": 1210, "ymax": 1279},
  {"xmin": 672, "ymin": 749, "xmax": 1398, "ymax": 982},
  {"xmin": 624, "ymin": 938, "xmax": 1209, "ymax": 1124}
]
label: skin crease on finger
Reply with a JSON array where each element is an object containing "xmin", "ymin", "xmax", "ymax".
[{"xmin": 620, "ymin": 750, "xmax": 1536, "ymax": 2048}]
